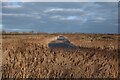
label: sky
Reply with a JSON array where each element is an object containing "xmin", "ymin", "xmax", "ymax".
[
  {"xmin": 1, "ymin": 1, "xmax": 118, "ymax": 33},
  {"xmin": 2, "ymin": 0, "xmax": 119, "ymax": 2}
]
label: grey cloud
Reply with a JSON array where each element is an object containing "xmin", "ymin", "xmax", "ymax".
[
  {"xmin": 2, "ymin": 2, "xmax": 24, "ymax": 8},
  {"xmin": 49, "ymin": 15, "xmax": 88, "ymax": 24},
  {"xmin": 44, "ymin": 8, "xmax": 83, "ymax": 13},
  {"xmin": 4, "ymin": 28, "xmax": 32, "ymax": 32},
  {"xmin": 0, "ymin": 24, "xmax": 2, "ymax": 31},
  {"xmin": 2, "ymin": 13, "xmax": 31, "ymax": 17},
  {"xmin": 3, "ymin": 0, "xmax": 119, "ymax": 2},
  {"xmin": 50, "ymin": 15, "xmax": 79, "ymax": 20},
  {"xmin": 2, "ymin": 13, "xmax": 42, "ymax": 20},
  {"xmin": 94, "ymin": 17, "xmax": 106, "ymax": 21},
  {"xmin": 2, "ymin": 2, "xmax": 118, "ymax": 33}
]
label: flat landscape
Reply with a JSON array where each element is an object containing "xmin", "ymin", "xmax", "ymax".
[{"xmin": 2, "ymin": 33, "xmax": 119, "ymax": 78}]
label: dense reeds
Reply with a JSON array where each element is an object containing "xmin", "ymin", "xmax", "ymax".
[{"xmin": 2, "ymin": 33, "xmax": 119, "ymax": 78}]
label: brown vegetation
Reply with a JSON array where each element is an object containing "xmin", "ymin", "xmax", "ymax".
[{"xmin": 2, "ymin": 33, "xmax": 119, "ymax": 78}]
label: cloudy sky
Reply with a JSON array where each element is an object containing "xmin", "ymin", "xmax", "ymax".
[
  {"xmin": 1, "ymin": 2, "xmax": 118, "ymax": 33},
  {"xmin": 2, "ymin": 0, "xmax": 119, "ymax": 2}
]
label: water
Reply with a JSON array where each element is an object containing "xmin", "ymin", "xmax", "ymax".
[{"xmin": 48, "ymin": 42, "xmax": 76, "ymax": 49}]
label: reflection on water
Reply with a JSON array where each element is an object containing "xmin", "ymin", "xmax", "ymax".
[{"xmin": 48, "ymin": 43, "xmax": 76, "ymax": 49}]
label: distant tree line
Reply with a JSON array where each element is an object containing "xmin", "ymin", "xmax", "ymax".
[
  {"xmin": 1, "ymin": 30, "xmax": 48, "ymax": 35},
  {"xmin": 1, "ymin": 30, "xmax": 117, "ymax": 35}
]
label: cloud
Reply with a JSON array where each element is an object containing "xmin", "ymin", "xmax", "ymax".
[
  {"xmin": 2, "ymin": 2, "xmax": 118, "ymax": 33},
  {"xmin": 2, "ymin": 13, "xmax": 41, "ymax": 19},
  {"xmin": 50, "ymin": 15, "xmax": 63, "ymax": 19},
  {"xmin": 50, "ymin": 15, "xmax": 80, "ymax": 20},
  {"xmin": 66, "ymin": 16, "xmax": 79, "ymax": 20},
  {"xmin": 0, "ymin": 24, "xmax": 2, "ymax": 32},
  {"xmin": 45, "ymin": 2, "xmax": 116, "ymax": 23},
  {"xmin": 50, "ymin": 15, "xmax": 88, "ymax": 24},
  {"xmin": 2, "ymin": 0, "xmax": 119, "ymax": 2},
  {"xmin": 3, "ymin": 5, "xmax": 22, "ymax": 8},
  {"xmin": 44, "ymin": 8, "xmax": 83, "ymax": 13},
  {"xmin": 95, "ymin": 17, "xmax": 106, "ymax": 21},
  {"xmin": 2, "ymin": 2, "xmax": 23, "ymax": 8},
  {"xmin": 49, "ymin": 13, "xmax": 107, "ymax": 23},
  {"xmin": 2, "ymin": 13, "xmax": 30, "ymax": 16},
  {"xmin": 91, "ymin": 17, "xmax": 106, "ymax": 22},
  {"xmin": 3, "ymin": 28, "xmax": 32, "ymax": 32}
]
